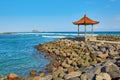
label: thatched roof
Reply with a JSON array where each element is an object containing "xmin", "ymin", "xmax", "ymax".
[{"xmin": 73, "ymin": 14, "xmax": 99, "ymax": 25}]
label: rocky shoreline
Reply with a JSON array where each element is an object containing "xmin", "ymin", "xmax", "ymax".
[
  {"xmin": 35, "ymin": 38, "xmax": 120, "ymax": 80},
  {"xmin": 1, "ymin": 38, "xmax": 120, "ymax": 80}
]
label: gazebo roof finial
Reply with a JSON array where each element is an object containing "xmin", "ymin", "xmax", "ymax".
[{"xmin": 84, "ymin": 14, "xmax": 86, "ymax": 17}]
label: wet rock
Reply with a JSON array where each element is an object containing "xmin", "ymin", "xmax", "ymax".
[
  {"xmin": 29, "ymin": 70, "xmax": 37, "ymax": 76},
  {"xmin": 40, "ymin": 75, "xmax": 52, "ymax": 80},
  {"xmin": 39, "ymin": 72, "xmax": 45, "ymax": 77},
  {"xmin": 0, "ymin": 76, "xmax": 7, "ymax": 80},
  {"xmin": 64, "ymin": 71, "xmax": 81, "ymax": 80},
  {"xmin": 19, "ymin": 77, "xmax": 25, "ymax": 80},
  {"xmin": 7, "ymin": 73, "xmax": 18, "ymax": 80},
  {"xmin": 95, "ymin": 72, "xmax": 111, "ymax": 80},
  {"xmin": 33, "ymin": 75, "xmax": 52, "ymax": 80}
]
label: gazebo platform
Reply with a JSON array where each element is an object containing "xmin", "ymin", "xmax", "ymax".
[
  {"xmin": 85, "ymin": 36, "xmax": 97, "ymax": 41},
  {"xmin": 75, "ymin": 36, "xmax": 97, "ymax": 42},
  {"xmin": 75, "ymin": 36, "xmax": 120, "ymax": 44}
]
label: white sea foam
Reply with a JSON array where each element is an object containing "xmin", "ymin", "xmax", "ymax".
[
  {"xmin": 16, "ymin": 32, "xmax": 98, "ymax": 37},
  {"xmin": 42, "ymin": 36, "xmax": 66, "ymax": 38},
  {"xmin": 57, "ymin": 33, "xmax": 77, "ymax": 36},
  {"xmin": 16, "ymin": 32, "xmax": 57, "ymax": 35}
]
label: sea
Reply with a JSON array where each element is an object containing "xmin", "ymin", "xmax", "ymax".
[{"xmin": 0, "ymin": 32, "xmax": 120, "ymax": 77}]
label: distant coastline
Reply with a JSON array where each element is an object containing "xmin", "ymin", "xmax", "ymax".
[
  {"xmin": 0, "ymin": 32, "xmax": 16, "ymax": 34},
  {"xmin": 0, "ymin": 31, "xmax": 120, "ymax": 33},
  {"xmin": 0, "ymin": 31, "xmax": 120, "ymax": 35}
]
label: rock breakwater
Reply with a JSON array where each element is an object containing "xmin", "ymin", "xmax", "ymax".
[
  {"xmin": 35, "ymin": 38, "xmax": 120, "ymax": 80},
  {"xmin": 97, "ymin": 35, "xmax": 120, "ymax": 42}
]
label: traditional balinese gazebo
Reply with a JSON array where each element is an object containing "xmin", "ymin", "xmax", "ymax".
[{"xmin": 73, "ymin": 14, "xmax": 99, "ymax": 39}]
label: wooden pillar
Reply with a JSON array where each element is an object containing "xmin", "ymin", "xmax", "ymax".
[
  {"xmin": 78, "ymin": 25, "xmax": 80, "ymax": 37},
  {"xmin": 84, "ymin": 25, "xmax": 86, "ymax": 37},
  {"xmin": 91, "ymin": 25, "xmax": 94, "ymax": 37}
]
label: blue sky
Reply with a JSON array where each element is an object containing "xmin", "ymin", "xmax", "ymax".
[{"xmin": 0, "ymin": 0, "xmax": 120, "ymax": 32}]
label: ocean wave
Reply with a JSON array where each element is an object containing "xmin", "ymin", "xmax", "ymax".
[
  {"xmin": 42, "ymin": 36, "xmax": 66, "ymax": 38},
  {"xmin": 16, "ymin": 32, "xmax": 98, "ymax": 37},
  {"xmin": 16, "ymin": 32, "xmax": 57, "ymax": 35}
]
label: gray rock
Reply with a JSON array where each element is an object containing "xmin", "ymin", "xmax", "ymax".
[
  {"xmin": 95, "ymin": 72, "xmax": 111, "ymax": 80},
  {"xmin": 80, "ymin": 73, "xmax": 94, "ymax": 80},
  {"xmin": 116, "ymin": 59, "xmax": 120, "ymax": 67},
  {"xmin": 84, "ymin": 65, "xmax": 102, "ymax": 75},
  {"xmin": 64, "ymin": 71, "xmax": 81, "ymax": 80},
  {"xmin": 39, "ymin": 75, "xmax": 52, "ymax": 80},
  {"xmin": 101, "ymin": 62, "xmax": 119, "ymax": 72},
  {"xmin": 108, "ymin": 70, "xmax": 120, "ymax": 79}
]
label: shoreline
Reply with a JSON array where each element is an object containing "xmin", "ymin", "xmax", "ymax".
[{"xmin": 0, "ymin": 36, "xmax": 120, "ymax": 80}]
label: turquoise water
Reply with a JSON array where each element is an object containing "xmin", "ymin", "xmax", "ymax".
[{"xmin": 0, "ymin": 32, "xmax": 120, "ymax": 77}]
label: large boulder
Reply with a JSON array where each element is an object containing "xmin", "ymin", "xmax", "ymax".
[
  {"xmin": 29, "ymin": 70, "xmax": 37, "ymax": 76},
  {"xmin": 80, "ymin": 64, "xmax": 102, "ymax": 80},
  {"xmin": 7, "ymin": 73, "xmax": 18, "ymax": 80},
  {"xmin": 101, "ymin": 62, "xmax": 119, "ymax": 72},
  {"xmin": 33, "ymin": 75, "xmax": 52, "ymax": 80},
  {"xmin": 108, "ymin": 70, "xmax": 120, "ymax": 79},
  {"xmin": 83, "ymin": 64, "xmax": 102, "ymax": 75},
  {"xmin": 100, "ymin": 60, "xmax": 120, "ymax": 79}
]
